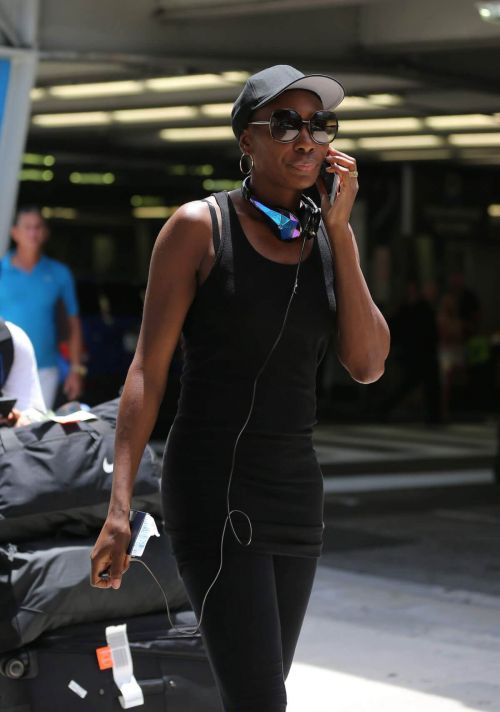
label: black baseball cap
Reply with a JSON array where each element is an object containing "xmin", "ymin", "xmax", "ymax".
[{"xmin": 231, "ymin": 64, "xmax": 345, "ymax": 139}]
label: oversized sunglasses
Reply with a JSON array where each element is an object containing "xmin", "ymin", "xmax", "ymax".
[{"xmin": 248, "ymin": 108, "xmax": 339, "ymax": 145}]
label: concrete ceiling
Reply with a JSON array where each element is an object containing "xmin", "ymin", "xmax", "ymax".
[{"xmin": 3, "ymin": 0, "xmax": 500, "ymax": 167}]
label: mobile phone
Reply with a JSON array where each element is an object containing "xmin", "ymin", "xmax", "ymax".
[
  {"xmin": 320, "ymin": 162, "xmax": 340, "ymax": 205},
  {"xmin": 0, "ymin": 397, "xmax": 17, "ymax": 418}
]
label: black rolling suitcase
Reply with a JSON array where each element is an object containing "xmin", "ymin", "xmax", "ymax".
[{"xmin": 0, "ymin": 611, "xmax": 222, "ymax": 711}]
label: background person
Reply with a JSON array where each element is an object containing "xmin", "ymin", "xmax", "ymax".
[
  {"xmin": 379, "ymin": 279, "xmax": 442, "ymax": 424},
  {"xmin": 91, "ymin": 65, "xmax": 390, "ymax": 712},
  {"xmin": 0, "ymin": 206, "xmax": 85, "ymax": 408},
  {"xmin": 0, "ymin": 319, "xmax": 46, "ymax": 427}
]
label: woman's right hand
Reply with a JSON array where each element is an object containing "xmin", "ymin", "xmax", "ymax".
[{"xmin": 90, "ymin": 513, "xmax": 131, "ymax": 590}]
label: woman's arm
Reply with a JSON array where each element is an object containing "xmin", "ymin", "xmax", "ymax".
[
  {"xmin": 90, "ymin": 201, "xmax": 212, "ymax": 589},
  {"xmin": 327, "ymin": 222, "xmax": 389, "ymax": 383},
  {"xmin": 63, "ymin": 315, "xmax": 84, "ymax": 400},
  {"xmin": 318, "ymin": 149, "xmax": 390, "ymax": 384}
]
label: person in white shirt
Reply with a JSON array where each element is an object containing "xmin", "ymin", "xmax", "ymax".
[{"xmin": 0, "ymin": 321, "xmax": 46, "ymax": 426}]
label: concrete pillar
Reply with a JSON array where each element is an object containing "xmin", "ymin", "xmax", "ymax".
[{"xmin": 0, "ymin": 0, "xmax": 39, "ymax": 255}]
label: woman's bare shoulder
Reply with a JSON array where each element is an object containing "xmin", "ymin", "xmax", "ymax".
[{"xmin": 151, "ymin": 199, "xmax": 213, "ymax": 269}]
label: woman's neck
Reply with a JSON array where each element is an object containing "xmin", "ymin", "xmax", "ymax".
[{"xmin": 248, "ymin": 174, "xmax": 302, "ymax": 212}]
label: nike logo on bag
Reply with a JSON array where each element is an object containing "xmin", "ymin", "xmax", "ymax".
[{"xmin": 103, "ymin": 458, "xmax": 114, "ymax": 474}]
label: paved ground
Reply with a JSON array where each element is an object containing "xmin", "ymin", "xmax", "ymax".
[
  {"xmin": 286, "ymin": 447, "xmax": 500, "ymax": 712},
  {"xmin": 314, "ymin": 421, "xmax": 498, "ymax": 475},
  {"xmin": 288, "ymin": 564, "xmax": 500, "ymax": 712}
]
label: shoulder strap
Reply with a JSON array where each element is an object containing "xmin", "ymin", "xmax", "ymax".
[
  {"xmin": 201, "ymin": 198, "xmax": 221, "ymax": 253},
  {"xmin": 0, "ymin": 320, "xmax": 14, "ymax": 394},
  {"xmin": 212, "ymin": 192, "xmax": 234, "ymax": 291},
  {"xmin": 317, "ymin": 223, "xmax": 336, "ymax": 312},
  {"xmin": 212, "ymin": 192, "xmax": 233, "ymax": 252}
]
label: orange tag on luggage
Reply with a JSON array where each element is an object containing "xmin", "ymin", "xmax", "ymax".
[{"xmin": 96, "ymin": 645, "xmax": 113, "ymax": 670}]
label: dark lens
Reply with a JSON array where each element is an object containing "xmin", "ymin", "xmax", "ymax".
[
  {"xmin": 311, "ymin": 111, "xmax": 338, "ymax": 144},
  {"xmin": 270, "ymin": 109, "xmax": 302, "ymax": 142}
]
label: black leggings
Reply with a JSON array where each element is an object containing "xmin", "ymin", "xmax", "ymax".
[{"xmin": 179, "ymin": 551, "xmax": 317, "ymax": 712}]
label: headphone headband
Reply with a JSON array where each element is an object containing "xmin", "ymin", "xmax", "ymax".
[{"xmin": 241, "ymin": 178, "xmax": 320, "ymax": 242}]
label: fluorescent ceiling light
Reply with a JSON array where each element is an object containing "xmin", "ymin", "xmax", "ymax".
[
  {"xmin": 200, "ymin": 103, "xmax": 234, "ymax": 118},
  {"xmin": 131, "ymin": 195, "xmax": 166, "ymax": 207},
  {"xmin": 19, "ymin": 169, "xmax": 54, "ymax": 182},
  {"xmin": 203, "ymin": 178, "xmax": 242, "ymax": 192},
  {"xmin": 70, "ymin": 172, "xmax": 115, "ymax": 185},
  {"xmin": 426, "ymin": 114, "xmax": 499, "ymax": 130},
  {"xmin": 32, "ymin": 112, "xmax": 111, "ymax": 126},
  {"xmin": 332, "ymin": 139, "xmax": 358, "ymax": 151},
  {"xmin": 487, "ymin": 204, "xmax": 500, "ymax": 217},
  {"xmin": 49, "ymin": 80, "xmax": 144, "ymax": 99},
  {"xmin": 378, "ymin": 149, "xmax": 452, "ymax": 162},
  {"xmin": 166, "ymin": 164, "xmax": 215, "ymax": 176},
  {"xmin": 338, "ymin": 96, "xmax": 372, "ymax": 111},
  {"xmin": 42, "ymin": 207, "xmax": 78, "ymax": 220},
  {"xmin": 220, "ymin": 71, "xmax": 249, "ymax": 83},
  {"xmin": 368, "ymin": 94, "xmax": 403, "ymax": 107},
  {"xmin": 133, "ymin": 206, "xmax": 178, "ymax": 219},
  {"xmin": 160, "ymin": 126, "xmax": 234, "ymax": 141},
  {"xmin": 113, "ymin": 106, "xmax": 198, "ymax": 123},
  {"xmin": 337, "ymin": 95, "xmax": 402, "ymax": 112},
  {"xmin": 448, "ymin": 132, "xmax": 500, "ymax": 146},
  {"xmin": 146, "ymin": 72, "xmax": 248, "ymax": 92},
  {"xmin": 38, "ymin": 72, "xmax": 249, "ymax": 101},
  {"xmin": 476, "ymin": 2, "xmax": 500, "ymax": 23},
  {"xmin": 23, "ymin": 153, "xmax": 55, "ymax": 166},
  {"xmin": 31, "ymin": 88, "xmax": 47, "ymax": 101},
  {"xmin": 358, "ymin": 135, "xmax": 444, "ymax": 150},
  {"xmin": 341, "ymin": 117, "xmax": 423, "ymax": 134}
]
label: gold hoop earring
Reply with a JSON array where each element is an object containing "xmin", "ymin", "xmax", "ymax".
[{"xmin": 239, "ymin": 153, "xmax": 254, "ymax": 176}]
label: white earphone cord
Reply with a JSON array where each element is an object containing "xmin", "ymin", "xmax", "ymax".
[{"xmin": 131, "ymin": 232, "xmax": 309, "ymax": 636}]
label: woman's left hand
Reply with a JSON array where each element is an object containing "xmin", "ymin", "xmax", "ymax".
[{"xmin": 316, "ymin": 149, "xmax": 359, "ymax": 230}]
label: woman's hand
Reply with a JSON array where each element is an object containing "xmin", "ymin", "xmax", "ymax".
[
  {"xmin": 90, "ymin": 513, "xmax": 131, "ymax": 590},
  {"xmin": 0, "ymin": 408, "xmax": 21, "ymax": 428},
  {"xmin": 316, "ymin": 149, "xmax": 359, "ymax": 230}
]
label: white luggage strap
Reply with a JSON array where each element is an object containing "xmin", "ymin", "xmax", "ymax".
[{"xmin": 105, "ymin": 623, "xmax": 144, "ymax": 709}]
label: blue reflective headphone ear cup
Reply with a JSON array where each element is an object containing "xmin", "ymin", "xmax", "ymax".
[{"xmin": 241, "ymin": 177, "xmax": 320, "ymax": 242}]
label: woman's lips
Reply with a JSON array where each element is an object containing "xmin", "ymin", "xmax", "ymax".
[{"xmin": 289, "ymin": 161, "xmax": 318, "ymax": 173}]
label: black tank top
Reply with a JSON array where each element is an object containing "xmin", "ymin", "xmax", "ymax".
[{"xmin": 162, "ymin": 191, "xmax": 336, "ymax": 561}]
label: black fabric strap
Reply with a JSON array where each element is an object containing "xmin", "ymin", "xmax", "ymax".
[
  {"xmin": 212, "ymin": 192, "xmax": 232, "ymax": 254},
  {"xmin": 202, "ymin": 198, "xmax": 221, "ymax": 253},
  {"xmin": 212, "ymin": 192, "xmax": 234, "ymax": 291},
  {"xmin": 317, "ymin": 223, "xmax": 336, "ymax": 312}
]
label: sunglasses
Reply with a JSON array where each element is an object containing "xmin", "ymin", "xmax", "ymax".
[{"xmin": 248, "ymin": 108, "xmax": 339, "ymax": 145}]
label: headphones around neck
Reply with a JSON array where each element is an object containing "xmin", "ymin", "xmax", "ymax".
[{"xmin": 241, "ymin": 177, "xmax": 321, "ymax": 242}]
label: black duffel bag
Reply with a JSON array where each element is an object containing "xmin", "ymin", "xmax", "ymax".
[
  {"xmin": 0, "ymin": 399, "xmax": 162, "ymax": 542},
  {"xmin": 0, "ymin": 529, "xmax": 189, "ymax": 654}
]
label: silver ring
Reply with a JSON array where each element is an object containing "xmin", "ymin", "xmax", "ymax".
[{"xmin": 349, "ymin": 170, "xmax": 359, "ymax": 178}]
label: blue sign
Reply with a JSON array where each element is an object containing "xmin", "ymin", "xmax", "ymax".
[{"xmin": 0, "ymin": 59, "xmax": 11, "ymax": 138}]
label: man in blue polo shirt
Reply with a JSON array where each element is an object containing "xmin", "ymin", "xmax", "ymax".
[{"xmin": 0, "ymin": 206, "xmax": 85, "ymax": 407}]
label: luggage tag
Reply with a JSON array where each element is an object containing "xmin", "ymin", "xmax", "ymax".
[{"xmin": 105, "ymin": 623, "xmax": 144, "ymax": 709}]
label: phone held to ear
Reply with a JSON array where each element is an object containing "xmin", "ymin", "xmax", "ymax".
[
  {"xmin": 320, "ymin": 161, "xmax": 340, "ymax": 205},
  {"xmin": 0, "ymin": 397, "xmax": 17, "ymax": 418}
]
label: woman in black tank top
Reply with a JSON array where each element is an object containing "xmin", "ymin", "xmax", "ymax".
[{"xmin": 91, "ymin": 65, "xmax": 390, "ymax": 712}]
